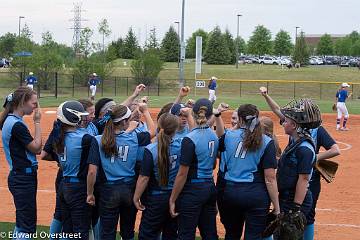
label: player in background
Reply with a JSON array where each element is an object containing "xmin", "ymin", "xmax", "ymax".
[
  {"xmin": 25, "ymin": 72, "xmax": 38, "ymax": 90},
  {"xmin": 335, "ymin": 82, "xmax": 351, "ymax": 131},
  {"xmin": 88, "ymin": 73, "xmax": 101, "ymax": 101},
  {"xmin": 208, "ymin": 76, "xmax": 217, "ymax": 104}
]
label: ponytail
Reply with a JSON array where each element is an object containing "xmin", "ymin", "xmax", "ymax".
[
  {"xmin": 54, "ymin": 123, "xmax": 67, "ymax": 154},
  {"xmin": 238, "ymin": 104, "xmax": 263, "ymax": 151},
  {"xmin": 157, "ymin": 129, "xmax": 171, "ymax": 186},
  {"xmin": 0, "ymin": 105, "xmax": 12, "ymax": 130},
  {"xmin": 101, "ymin": 118, "xmax": 118, "ymax": 158},
  {"xmin": 157, "ymin": 113, "xmax": 179, "ymax": 186},
  {"xmin": 195, "ymin": 106, "xmax": 208, "ymax": 126}
]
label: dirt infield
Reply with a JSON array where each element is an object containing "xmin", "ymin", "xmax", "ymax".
[{"xmin": 0, "ymin": 108, "xmax": 359, "ymax": 239}]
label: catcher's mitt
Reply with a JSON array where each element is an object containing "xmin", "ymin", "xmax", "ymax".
[
  {"xmin": 332, "ymin": 103, "xmax": 337, "ymax": 111},
  {"xmin": 261, "ymin": 211, "xmax": 282, "ymax": 237},
  {"xmin": 315, "ymin": 159, "xmax": 339, "ymax": 183},
  {"xmin": 278, "ymin": 211, "xmax": 307, "ymax": 240}
]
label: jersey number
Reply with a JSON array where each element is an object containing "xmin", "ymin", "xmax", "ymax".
[
  {"xmin": 111, "ymin": 145, "xmax": 129, "ymax": 163},
  {"xmin": 170, "ymin": 155, "xmax": 178, "ymax": 169},
  {"xmin": 60, "ymin": 147, "xmax": 67, "ymax": 162},
  {"xmin": 235, "ymin": 142, "xmax": 247, "ymax": 159},
  {"xmin": 209, "ymin": 141, "xmax": 215, "ymax": 157}
]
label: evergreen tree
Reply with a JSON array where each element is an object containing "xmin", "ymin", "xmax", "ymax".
[
  {"xmin": 145, "ymin": 27, "xmax": 160, "ymax": 51},
  {"xmin": 317, "ymin": 34, "xmax": 334, "ymax": 55},
  {"xmin": 293, "ymin": 31, "xmax": 310, "ymax": 65},
  {"xmin": 185, "ymin": 29, "xmax": 208, "ymax": 58},
  {"xmin": 161, "ymin": 26, "xmax": 180, "ymax": 62},
  {"xmin": 123, "ymin": 27, "xmax": 139, "ymax": 59},
  {"xmin": 247, "ymin": 25, "xmax": 272, "ymax": 56},
  {"xmin": 204, "ymin": 26, "xmax": 231, "ymax": 64},
  {"xmin": 273, "ymin": 30, "xmax": 293, "ymax": 56},
  {"xmin": 234, "ymin": 36, "xmax": 247, "ymax": 55},
  {"xmin": 223, "ymin": 29, "xmax": 236, "ymax": 64}
]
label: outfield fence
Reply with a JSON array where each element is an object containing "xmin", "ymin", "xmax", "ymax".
[{"xmin": 0, "ymin": 72, "xmax": 359, "ymax": 100}]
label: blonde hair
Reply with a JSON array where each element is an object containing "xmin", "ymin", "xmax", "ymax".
[{"xmin": 194, "ymin": 106, "xmax": 208, "ymax": 126}]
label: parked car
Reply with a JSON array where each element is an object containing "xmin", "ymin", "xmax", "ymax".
[
  {"xmin": 259, "ymin": 56, "xmax": 278, "ymax": 65},
  {"xmin": 339, "ymin": 61, "xmax": 350, "ymax": 67}
]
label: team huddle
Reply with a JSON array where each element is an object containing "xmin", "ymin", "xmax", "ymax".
[{"xmin": 0, "ymin": 83, "xmax": 341, "ymax": 240}]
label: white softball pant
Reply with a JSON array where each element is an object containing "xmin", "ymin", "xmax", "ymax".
[
  {"xmin": 209, "ymin": 89, "xmax": 216, "ymax": 102},
  {"xmin": 337, "ymin": 102, "xmax": 349, "ymax": 119},
  {"xmin": 27, "ymin": 84, "xmax": 34, "ymax": 90},
  {"xmin": 90, "ymin": 85, "xmax": 97, "ymax": 97}
]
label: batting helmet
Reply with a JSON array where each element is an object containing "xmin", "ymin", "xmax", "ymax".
[
  {"xmin": 281, "ymin": 98, "xmax": 322, "ymax": 129},
  {"xmin": 57, "ymin": 101, "xmax": 89, "ymax": 126}
]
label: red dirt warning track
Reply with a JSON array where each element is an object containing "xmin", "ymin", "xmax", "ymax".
[{"xmin": 0, "ymin": 108, "xmax": 359, "ymax": 239}]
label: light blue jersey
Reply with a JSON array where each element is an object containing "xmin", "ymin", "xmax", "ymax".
[
  {"xmin": 144, "ymin": 138, "xmax": 182, "ymax": 191},
  {"xmin": 222, "ymin": 128, "xmax": 273, "ymax": 183},
  {"xmin": 94, "ymin": 131, "xmax": 150, "ymax": 181}
]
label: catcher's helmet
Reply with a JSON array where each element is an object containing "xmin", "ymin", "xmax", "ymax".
[
  {"xmin": 281, "ymin": 98, "xmax": 322, "ymax": 129},
  {"xmin": 57, "ymin": 101, "xmax": 89, "ymax": 126}
]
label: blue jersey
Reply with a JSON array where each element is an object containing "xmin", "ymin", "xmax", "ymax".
[
  {"xmin": 135, "ymin": 122, "xmax": 148, "ymax": 162},
  {"xmin": 277, "ymin": 139, "xmax": 315, "ymax": 193},
  {"xmin": 141, "ymin": 138, "xmax": 182, "ymax": 191},
  {"xmin": 219, "ymin": 128, "xmax": 277, "ymax": 183},
  {"xmin": 174, "ymin": 126, "xmax": 189, "ymax": 141},
  {"xmin": 89, "ymin": 131, "xmax": 151, "ymax": 182},
  {"xmin": 25, "ymin": 76, "xmax": 37, "ymax": 85},
  {"xmin": 2, "ymin": 114, "xmax": 37, "ymax": 171},
  {"xmin": 208, "ymin": 80, "xmax": 217, "ymax": 90},
  {"xmin": 57, "ymin": 129, "xmax": 94, "ymax": 180},
  {"xmin": 336, "ymin": 89, "xmax": 348, "ymax": 102},
  {"xmin": 180, "ymin": 126, "xmax": 219, "ymax": 179},
  {"xmin": 84, "ymin": 122, "xmax": 99, "ymax": 136},
  {"xmin": 88, "ymin": 78, "xmax": 100, "ymax": 86}
]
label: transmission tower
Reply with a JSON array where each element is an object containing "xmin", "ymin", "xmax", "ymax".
[{"xmin": 70, "ymin": 2, "xmax": 86, "ymax": 55}]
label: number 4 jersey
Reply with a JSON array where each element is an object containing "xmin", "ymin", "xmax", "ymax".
[{"xmin": 89, "ymin": 131, "xmax": 151, "ymax": 182}]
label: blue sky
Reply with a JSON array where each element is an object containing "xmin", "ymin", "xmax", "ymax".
[{"xmin": 0, "ymin": 0, "xmax": 358, "ymax": 46}]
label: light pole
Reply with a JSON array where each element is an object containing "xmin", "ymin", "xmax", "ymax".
[
  {"xmin": 175, "ymin": 21, "xmax": 180, "ymax": 68},
  {"xmin": 18, "ymin": 16, "xmax": 25, "ymax": 37},
  {"xmin": 295, "ymin": 26, "xmax": 300, "ymax": 45},
  {"xmin": 179, "ymin": 0, "xmax": 185, "ymax": 87},
  {"xmin": 236, "ymin": 14, "xmax": 242, "ymax": 69}
]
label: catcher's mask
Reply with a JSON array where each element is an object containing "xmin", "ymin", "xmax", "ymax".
[{"xmin": 281, "ymin": 98, "xmax": 322, "ymax": 130}]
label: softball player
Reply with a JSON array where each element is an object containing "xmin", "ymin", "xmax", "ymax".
[
  {"xmin": 54, "ymin": 100, "xmax": 94, "ymax": 239},
  {"xmin": 88, "ymin": 73, "xmax": 101, "ymax": 101},
  {"xmin": 214, "ymin": 104, "xmax": 280, "ymax": 239},
  {"xmin": 260, "ymin": 116, "xmax": 282, "ymax": 159},
  {"xmin": 87, "ymin": 103, "xmax": 155, "ymax": 240},
  {"xmin": 79, "ymin": 99, "xmax": 98, "ymax": 136},
  {"xmin": 25, "ymin": 72, "xmax": 37, "ymax": 90},
  {"xmin": 277, "ymin": 99, "xmax": 322, "ymax": 239},
  {"xmin": 133, "ymin": 113, "xmax": 181, "ymax": 240},
  {"xmin": 169, "ymin": 98, "xmax": 219, "ymax": 240},
  {"xmin": 261, "ymin": 87, "xmax": 340, "ymax": 239},
  {"xmin": 335, "ymin": 82, "xmax": 351, "ymax": 131},
  {"xmin": 0, "ymin": 87, "xmax": 41, "ymax": 237},
  {"xmin": 208, "ymin": 76, "xmax": 217, "ymax": 104},
  {"xmin": 169, "ymin": 103, "xmax": 194, "ymax": 140}
]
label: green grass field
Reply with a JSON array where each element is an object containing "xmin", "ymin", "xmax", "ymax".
[{"xmin": 1, "ymin": 62, "xmax": 359, "ymax": 113}]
